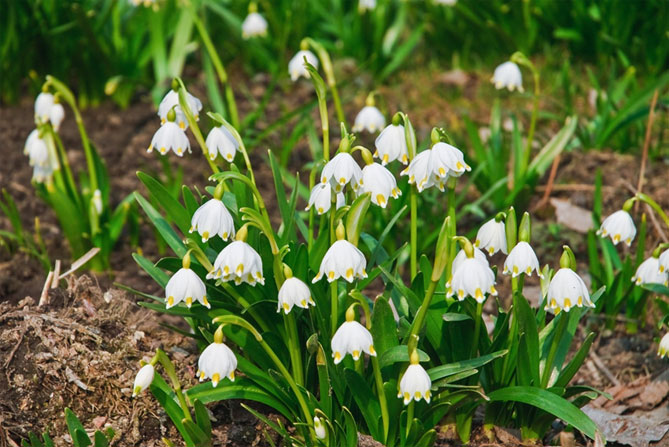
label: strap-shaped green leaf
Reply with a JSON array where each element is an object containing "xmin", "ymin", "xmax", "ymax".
[
  {"xmin": 486, "ymin": 386, "xmax": 600, "ymax": 440},
  {"xmin": 134, "ymin": 192, "xmax": 186, "ymax": 257},
  {"xmin": 344, "ymin": 368, "xmax": 381, "ymax": 440},
  {"xmin": 428, "ymin": 350, "xmax": 507, "ymax": 381},
  {"xmin": 138, "ymin": 171, "xmax": 190, "ymax": 234}
]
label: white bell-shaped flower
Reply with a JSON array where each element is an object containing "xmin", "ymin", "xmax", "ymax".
[
  {"xmin": 320, "ymin": 152, "xmax": 363, "ymax": 193},
  {"xmin": 32, "ymin": 164, "xmax": 55, "ymax": 183},
  {"xmin": 331, "ymin": 312, "xmax": 376, "ymax": 364},
  {"xmin": 632, "ymin": 256, "xmax": 668, "ymax": 286},
  {"xmin": 503, "ymin": 242, "xmax": 542, "ymax": 278},
  {"xmin": 34, "ymin": 92, "xmax": 54, "ymax": 123},
  {"xmin": 205, "ymin": 126, "xmax": 239, "ymax": 162},
  {"xmin": 449, "ymin": 254, "xmax": 497, "ymax": 303},
  {"xmin": 148, "ymin": 121, "xmax": 191, "ymax": 156},
  {"xmin": 359, "ymin": 0, "xmax": 376, "ymax": 11},
  {"xmin": 375, "ymin": 123, "xmax": 409, "ymax": 165},
  {"xmin": 132, "ymin": 364, "xmax": 155, "ymax": 397},
  {"xmin": 49, "ymin": 103, "xmax": 65, "ymax": 131},
  {"xmin": 241, "ymin": 12, "xmax": 268, "ymax": 39},
  {"xmin": 360, "ymin": 163, "xmax": 401, "ymax": 208},
  {"xmin": 451, "ymin": 247, "xmax": 489, "ymax": 275},
  {"xmin": 430, "ymin": 142, "xmax": 470, "ymax": 179},
  {"xmin": 596, "ymin": 210, "xmax": 636, "ymax": 246},
  {"xmin": 278, "ymin": 276, "xmax": 314, "ymax": 314},
  {"xmin": 545, "ymin": 268, "xmax": 594, "ymax": 314},
  {"xmin": 491, "ymin": 61, "xmax": 524, "ymax": 92},
  {"xmin": 314, "ymin": 416, "xmax": 327, "ymax": 440},
  {"xmin": 190, "ymin": 196, "xmax": 235, "ymax": 242},
  {"xmin": 658, "ymin": 333, "xmax": 669, "ymax": 358},
  {"xmin": 288, "ymin": 50, "xmax": 319, "ymax": 81},
  {"xmin": 659, "ymin": 249, "xmax": 669, "ymax": 273},
  {"xmin": 400, "ymin": 150, "xmax": 445, "ymax": 193},
  {"xmin": 435, "ymin": 0, "xmax": 457, "ymax": 5},
  {"xmin": 313, "ymin": 224, "xmax": 367, "ymax": 283},
  {"xmin": 352, "ymin": 106, "xmax": 386, "ymax": 133},
  {"xmin": 25, "ymin": 129, "xmax": 49, "ymax": 167},
  {"xmin": 158, "ymin": 90, "xmax": 202, "ymax": 129},
  {"xmin": 306, "ymin": 183, "xmax": 329, "ymax": 215},
  {"xmin": 208, "ymin": 238, "xmax": 265, "ymax": 286},
  {"xmin": 197, "ymin": 339, "xmax": 237, "ymax": 387},
  {"xmin": 165, "ymin": 267, "xmax": 209, "ymax": 309},
  {"xmin": 475, "ymin": 219, "xmax": 507, "ymax": 256},
  {"xmin": 398, "ymin": 351, "xmax": 432, "ymax": 405},
  {"xmin": 92, "ymin": 189, "xmax": 103, "ymax": 214}
]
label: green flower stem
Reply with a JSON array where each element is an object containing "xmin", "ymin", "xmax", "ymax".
[
  {"xmin": 284, "ymin": 311, "xmax": 304, "ymax": 387},
  {"xmin": 329, "ymin": 204, "xmax": 338, "ymax": 334},
  {"xmin": 636, "ymin": 193, "xmax": 669, "ymax": 231},
  {"xmin": 406, "ymin": 400, "xmax": 415, "ymax": 438},
  {"xmin": 305, "ymin": 37, "xmax": 345, "ymax": 126},
  {"xmin": 408, "ymin": 279, "xmax": 438, "ymax": 340},
  {"xmin": 470, "ymin": 301, "xmax": 483, "ymax": 358},
  {"xmin": 308, "ymin": 169, "xmax": 317, "ymax": 250},
  {"xmin": 541, "ymin": 311, "xmax": 569, "ymax": 388},
  {"xmin": 330, "ymin": 85, "xmax": 345, "ymax": 127},
  {"xmin": 190, "ymin": 11, "xmax": 239, "ymax": 128},
  {"xmin": 524, "ymin": 70, "xmax": 540, "ymax": 173},
  {"xmin": 371, "ymin": 355, "xmax": 389, "ymax": 442},
  {"xmin": 154, "ymin": 349, "xmax": 192, "ymax": 421},
  {"xmin": 214, "ymin": 316, "xmax": 314, "ymax": 439},
  {"xmin": 410, "ymin": 188, "xmax": 418, "ymax": 279},
  {"xmin": 46, "ymin": 76, "xmax": 98, "ymax": 193}
]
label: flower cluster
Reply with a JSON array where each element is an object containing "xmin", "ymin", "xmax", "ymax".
[
  {"xmin": 24, "ymin": 91, "xmax": 67, "ymax": 182},
  {"xmin": 148, "ymin": 88, "xmax": 201, "ymax": 157}
]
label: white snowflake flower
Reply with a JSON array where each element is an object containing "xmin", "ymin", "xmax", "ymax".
[
  {"xmin": 359, "ymin": 163, "xmax": 401, "ymax": 208},
  {"xmin": 165, "ymin": 267, "xmax": 209, "ymax": 309},
  {"xmin": 197, "ymin": 341, "xmax": 237, "ymax": 387},
  {"xmin": 632, "ymin": 257, "xmax": 668, "ymax": 286},
  {"xmin": 277, "ymin": 277, "xmax": 314, "ymax": 314},
  {"xmin": 288, "ymin": 50, "xmax": 319, "ymax": 81},
  {"xmin": 320, "ymin": 152, "xmax": 363, "ymax": 193},
  {"xmin": 205, "ymin": 126, "xmax": 239, "ymax": 162},
  {"xmin": 597, "ymin": 210, "xmax": 636, "ymax": 246},
  {"xmin": 241, "ymin": 12, "xmax": 268, "ymax": 39},
  {"xmin": 475, "ymin": 219, "xmax": 507, "ymax": 256},
  {"xmin": 491, "ymin": 61, "xmax": 524, "ymax": 92},
  {"xmin": 503, "ymin": 241, "xmax": 542, "ymax": 278},
  {"xmin": 331, "ymin": 320, "xmax": 376, "ymax": 364},
  {"xmin": 398, "ymin": 351, "xmax": 432, "ymax": 405},
  {"xmin": 208, "ymin": 240, "xmax": 265, "ymax": 286},
  {"xmin": 158, "ymin": 90, "xmax": 202, "ymax": 129},
  {"xmin": 313, "ymin": 238, "xmax": 367, "ymax": 284},
  {"xmin": 545, "ymin": 268, "xmax": 594, "ymax": 314},
  {"xmin": 190, "ymin": 198, "xmax": 236, "ymax": 243},
  {"xmin": 34, "ymin": 92, "xmax": 54, "ymax": 123},
  {"xmin": 352, "ymin": 106, "xmax": 386, "ymax": 133},
  {"xmin": 132, "ymin": 364, "xmax": 155, "ymax": 397},
  {"xmin": 148, "ymin": 121, "xmax": 191, "ymax": 156},
  {"xmin": 375, "ymin": 123, "xmax": 409, "ymax": 165},
  {"xmin": 449, "ymin": 257, "xmax": 497, "ymax": 303},
  {"xmin": 658, "ymin": 333, "xmax": 669, "ymax": 359},
  {"xmin": 430, "ymin": 142, "xmax": 470, "ymax": 179}
]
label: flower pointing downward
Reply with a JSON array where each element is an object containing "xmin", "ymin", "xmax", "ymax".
[
  {"xmin": 449, "ymin": 238, "xmax": 497, "ymax": 303},
  {"xmin": 306, "ymin": 183, "xmax": 344, "ymax": 215},
  {"xmin": 398, "ymin": 350, "xmax": 432, "ymax": 405},
  {"xmin": 331, "ymin": 305, "xmax": 376, "ymax": 364},
  {"xmin": 353, "ymin": 105, "xmax": 386, "ymax": 133},
  {"xmin": 475, "ymin": 218, "xmax": 507, "ymax": 256},
  {"xmin": 197, "ymin": 327, "xmax": 237, "ymax": 387},
  {"xmin": 658, "ymin": 333, "xmax": 669, "ymax": 359},
  {"xmin": 375, "ymin": 122, "xmax": 409, "ymax": 165},
  {"xmin": 190, "ymin": 188, "xmax": 236, "ymax": 243},
  {"xmin": 165, "ymin": 252, "xmax": 209, "ymax": 309},
  {"xmin": 158, "ymin": 89, "xmax": 202, "ymax": 130},
  {"xmin": 491, "ymin": 61, "xmax": 524, "ymax": 92},
  {"xmin": 148, "ymin": 107, "xmax": 190, "ymax": 156},
  {"xmin": 241, "ymin": 8, "xmax": 268, "ymax": 39},
  {"xmin": 313, "ymin": 222, "xmax": 367, "ymax": 283},
  {"xmin": 545, "ymin": 268, "xmax": 594, "ymax": 314},
  {"xmin": 632, "ymin": 256, "xmax": 667, "ymax": 286},
  {"xmin": 132, "ymin": 364, "xmax": 155, "ymax": 397},
  {"xmin": 278, "ymin": 266, "xmax": 315, "ymax": 314},
  {"xmin": 320, "ymin": 152, "xmax": 363, "ymax": 193},
  {"xmin": 205, "ymin": 126, "xmax": 239, "ymax": 162},
  {"xmin": 597, "ymin": 210, "xmax": 636, "ymax": 246},
  {"xmin": 503, "ymin": 241, "xmax": 543, "ymax": 278},
  {"xmin": 359, "ymin": 162, "xmax": 401, "ymax": 208},
  {"xmin": 208, "ymin": 225, "xmax": 265, "ymax": 286},
  {"xmin": 288, "ymin": 49, "xmax": 319, "ymax": 81}
]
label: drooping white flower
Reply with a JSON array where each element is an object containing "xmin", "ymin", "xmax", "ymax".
[
  {"xmin": 375, "ymin": 123, "xmax": 409, "ymax": 165},
  {"xmin": 288, "ymin": 50, "xmax": 319, "ymax": 81},
  {"xmin": 400, "ymin": 150, "xmax": 445, "ymax": 193},
  {"xmin": 352, "ymin": 106, "xmax": 386, "ymax": 133},
  {"xmin": 158, "ymin": 90, "xmax": 202, "ymax": 129},
  {"xmin": 320, "ymin": 152, "xmax": 363, "ymax": 193},
  {"xmin": 32, "ymin": 164, "xmax": 55, "ymax": 183},
  {"xmin": 632, "ymin": 257, "xmax": 668, "ymax": 286},
  {"xmin": 545, "ymin": 268, "xmax": 594, "ymax": 314},
  {"xmin": 190, "ymin": 198, "xmax": 236, "ymax": 243},
  {"xmin": 25, "ymin": 129, "xmax": 49, "ymax": 167},
  {"xmin": 132, "ymin": 364, "xmax": 155, "ymax": 397},
  {"xmin": 451, "ymin": 247, "xmax": 489, "ymax": 277},
  {"xmin": 34, "ymin": 92, "xmax": 54, "ymax": 123},
  {"xmin": 398, "ymin": 352, "xmax": 432, "ymax": 405},
  {"xmin": 205, "ymin": 126, "xmax": 239, "ymax": 162},
  {"xmin": 658, "ymin": 333, "xmax": 669, "ymax": 358},
  {"xmin": 491, "ymin": 61, "xmax": 524, "ymax": 92},
  {"xmin": 49, "ymin": 103, "xmax": 65, "ymax": 131},
  {"xmin": 503, "ymin": 241, "xmax": 542, "ymax": 278},
  {"xmin": 278, "ymin": 277, "xmax": 314, "ymax": 314},
  {"xmin": 92, "ymin": 189, "xmax": 103, "ymax": 214},
  {"xmin": 306, "ymin": 183, "xmax": 332, "ymax": 215},
  {"xmin": 314, "ymin": 416, "xmax": 327, "ymax": 439},
  {"xmin": 659, "ymin": 249, "xmax": 669, "ymax": 273},
  {"xmin": 241, "ymin": 12, "xmax": 268, "ymax": 39},
  {"xmin": 430, "ymin": 142, "xmax": 470, "ymax": 179},
  {"xmin": 435, "ymin": 0, "xmax": 457, "ymax": 5},
  {"xmin": 449, "ymin": 256, "xmax": 497, "ymax": 303},
  {"xmin": 148, "ymin": 121, "xmax": 191, "ymax": 156},
  {"xmin": 358, "ymin": 0, "xmax": 376, "ymax": 11},
  {"xmin": 208, "ymin": 240, "xmax": 265, "ymax": 286},
  {"xmin": 313, "ymin": 238, "xmax": 367, "ymax": 283},
  {"xmin": 331, "ymin": 320, "xmax": 376, "ymax": 364},
  {"xmin": 597, "ymin": 210, "xmax": 636, "ymax": 246},
  {"xmin": 197, "ymin": 341, "xmax": 237, "ymax": 386},
  {"xmin": 359, "ymin": 163, "xmax": 401, "ymax": 208},
  {"xmin": 475, "ymin": 219, "xmax": 507, "ymax": 256},
  {"xmin": 165, "ymin": 267, "xmax": 209, "ymax": 309}
]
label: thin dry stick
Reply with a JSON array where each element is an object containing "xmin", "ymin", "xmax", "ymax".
[
  {"xmin": 532, "ymin": 153, "xmax": 561, "ymax": 211},
  {"xmin": 38, "ymin": 271, "xmax": 54, "ymax": 308},
  {"xmin": 51, "ymin": 259, "xmax": 61, "ymax": 289},
  {"xmin": 635, "ymin": 89, "xmax": 659, "ymax": 213}
]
